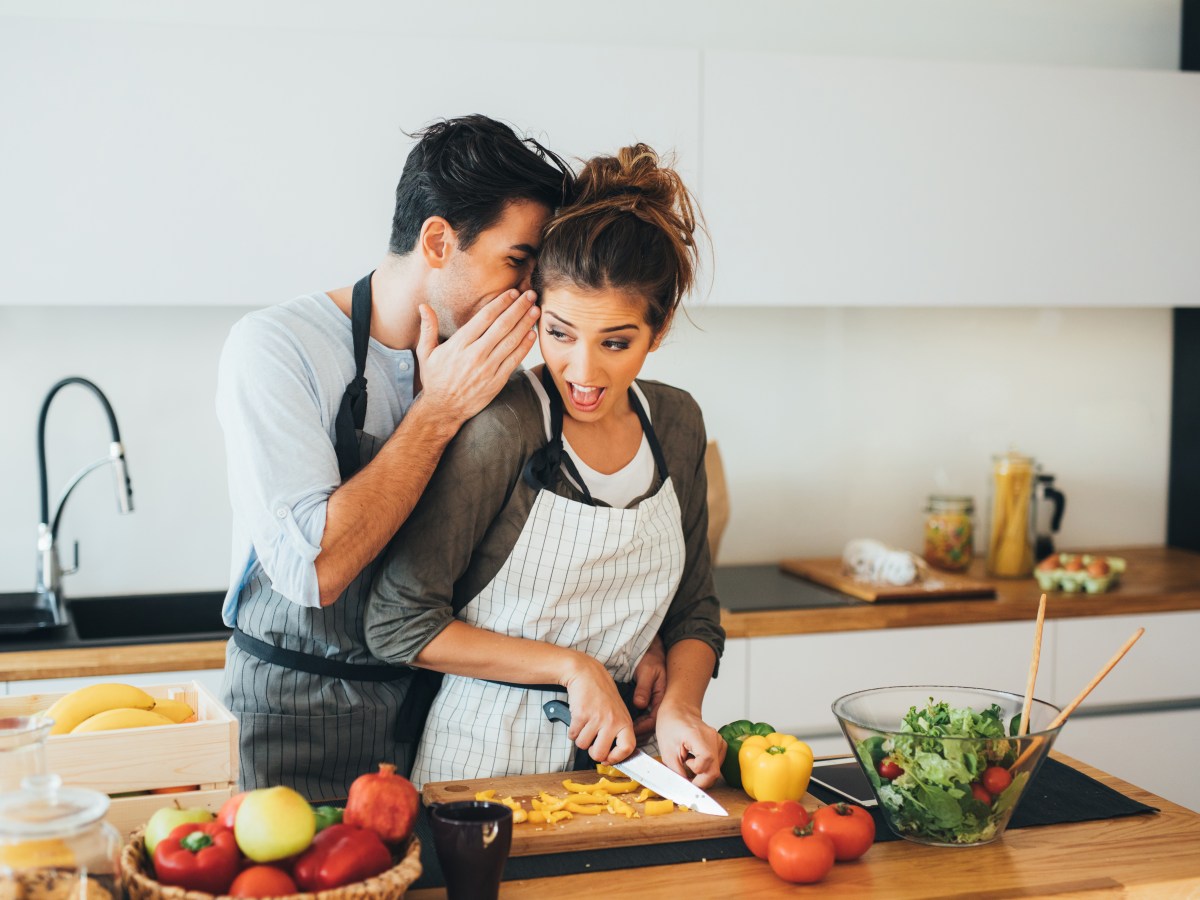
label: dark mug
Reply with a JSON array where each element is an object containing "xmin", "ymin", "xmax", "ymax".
[{"xmin": 429, "ymin": 800, "xmax": 513, "ymax": 900}]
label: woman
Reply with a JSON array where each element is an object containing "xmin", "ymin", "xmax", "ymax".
[{"xmin": 366, "ymin": 145, "xmax": 725, "ymax": 788}]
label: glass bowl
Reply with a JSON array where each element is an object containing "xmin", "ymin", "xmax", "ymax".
[{"xmin": 831, "ymin": 686, "xmax": 1063, "ymax": 847}]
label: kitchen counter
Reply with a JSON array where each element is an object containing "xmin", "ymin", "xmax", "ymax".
[
  {"xmin": 719, "ymin": 545, "xmax": 1200, "ymax": 638},
  {"xmin": 3, "ymin": 546, "xmax": 1197, "ymax": 682},
  {"xmin": 408, "ymin": 752, "xmax": 1200, "ymax": 898}
]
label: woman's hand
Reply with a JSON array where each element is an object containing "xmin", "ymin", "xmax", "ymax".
[
  {"xmin": 561, "ymin": 653, "xmax": 637, "ymax": 764},
  {"xmin": 655, "ymin": 700, "xmax": 726, "ymax": 790},
  {"xmin": 631, "ymin": 636, "xmax": 668, "ymax": 739}
]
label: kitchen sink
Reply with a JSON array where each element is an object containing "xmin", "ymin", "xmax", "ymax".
[{"xmin": 66, "ymin": 591, "xmax": 230, "ymax": 642}]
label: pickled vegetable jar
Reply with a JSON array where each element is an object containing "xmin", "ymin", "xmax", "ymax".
[
  {"xmin": 923, "ymin": 495, "xmax": 975, "ymax": 572},
  {"xmin": 0, "ymin": 774, "xmax": 122, "ymax": 900}
]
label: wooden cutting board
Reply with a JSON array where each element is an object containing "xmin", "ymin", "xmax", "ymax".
[
  {"xmin": 780, "ymin": 557, "xmax": 996, "ymax": 602},
  {"xmin": 422, "ymin": 769, "xmax": 820, "ymax": 857}
]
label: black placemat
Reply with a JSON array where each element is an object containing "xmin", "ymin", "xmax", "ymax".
[{"xmin": 410, "ymin": 757, "xmax": 1158, "ymax": 889}]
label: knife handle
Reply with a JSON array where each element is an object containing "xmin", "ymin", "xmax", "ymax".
[{"xmin": 543, "ymin": 699, "xmax": 571, "ymax": 726}]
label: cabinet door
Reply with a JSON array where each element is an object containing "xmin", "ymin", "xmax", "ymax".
[
  {"xmin": 702, "ymin": 637, "xmax": 748, "ymax": 728},
  {"xmin": 0, "ymin": 18, "xmax": 699, "ymax": 306},
  {"xmin": 745, "ymin": 621, "xmax": 1052, "ymax": 738},
  {"xmin": 702, "ymin": 51, "xmax": 1200, "ymax": 307},
  {"xmin": 1051, "ymin": 611, "xmax": 1200, "ymax": 708}
]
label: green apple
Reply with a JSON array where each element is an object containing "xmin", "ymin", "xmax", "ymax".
[
  {"xmin": 143, "ymin": 805, "xmax": 215, "ymax": 857},
  {"xmin": 234, "ymin": 786, "xmax": 316, "ymax": 862}
]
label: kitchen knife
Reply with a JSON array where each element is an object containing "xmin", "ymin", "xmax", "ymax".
[{"xmin": 542, "ymin": 699, "xmax": 728, "ymax": 817}]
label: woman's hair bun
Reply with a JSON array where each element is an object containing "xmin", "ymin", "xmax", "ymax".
[{"xmin": 538, "ymin": 144, "xmax": 703, "ymax": 334}]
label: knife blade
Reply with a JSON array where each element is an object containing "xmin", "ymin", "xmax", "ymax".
[{"xmin": 542, "ymin": 699, "xmax": 728, "ymax": 817}]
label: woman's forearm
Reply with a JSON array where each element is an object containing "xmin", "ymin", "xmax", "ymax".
[
  {"xmin": 414, "ymin": 620, "xmax": 591, "ymax": 686},
  {"xmin": 660, "ymin": 638, "xmax": 718, "ymax": 716}
]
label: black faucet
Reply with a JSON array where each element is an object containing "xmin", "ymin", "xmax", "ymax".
[{"xmin": 36, "ymin": 377, "xmax": 134, "ymax": 621}]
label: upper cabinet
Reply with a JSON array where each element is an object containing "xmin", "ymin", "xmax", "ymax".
[
  {"xmin": 700, "ymin": 52, "xmax": 1200, "ymax": 306},
  {"xmin": 0, "ymin": 19, "xmax": 699, "ymax": 306}
]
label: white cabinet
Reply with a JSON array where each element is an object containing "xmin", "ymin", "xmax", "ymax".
[
  {"xmin": 702, "ymin": 52, "xmax": 1200, "ymax": 307},
  {"xmin": 0, "ymin": 19, "xmax": 700, "ymax": 306}
]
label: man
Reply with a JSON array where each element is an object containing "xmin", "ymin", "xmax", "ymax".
[{"xmin": 216, "ymin": 116, "xmax": 665, "ymax": 799}]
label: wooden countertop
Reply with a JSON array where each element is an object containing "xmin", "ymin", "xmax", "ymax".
[
  {"xmin": 4, "ymin": 546, "xmax": 1198, "ymax": 681},
  {"xmin": 408, "ymin": 752, "xmax": 1200, "ymax": 898},
  {"xmin": 721, "ymin": 545, "xmax": 1200, "ymax": 638}
]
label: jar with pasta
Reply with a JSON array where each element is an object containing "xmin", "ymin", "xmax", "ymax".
[
  {"xmin": 923, "ymin": 495, "xmax": 975, "ymax": 572},
  {"xmin": 986, "ymin": 452, "xmax": 1038, "ymax": 577}
]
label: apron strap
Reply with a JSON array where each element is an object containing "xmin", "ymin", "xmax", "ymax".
[
  {"xmin": 333, "ymin": 272, "xmax": 374, "ymax": 481},
  {"xmin": 522, "ymin": 368, "xmax": 669, "ymax": 500},
  {"xmin": 233, "ymin": 628, "xmax": 409, "ymax": 682}
]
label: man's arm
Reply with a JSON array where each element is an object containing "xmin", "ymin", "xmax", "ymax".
[{"xmin": 314, "ymin": 291, "xmax": 540, "ymax": 605}]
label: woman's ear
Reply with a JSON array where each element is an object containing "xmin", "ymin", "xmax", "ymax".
[{"xmin": 419, "ymin": 216, "xmax": 456, "ymax": 269}]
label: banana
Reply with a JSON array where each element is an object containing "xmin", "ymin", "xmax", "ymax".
[
  {"xmin": 69, "ymin": 707, "xmax": 175, "ymax": 733},
  {"xmin": 151, "ymin": 697, "xmax": 197, "ymax": 723},
  {"xmin": 42, "ymin": 683, "xmax": 157, "ymax": 735}
]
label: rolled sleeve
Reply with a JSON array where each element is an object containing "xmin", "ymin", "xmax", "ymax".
[{"xmin": 216, "ymin": 316, "xmax": 340, "ymax": 608}]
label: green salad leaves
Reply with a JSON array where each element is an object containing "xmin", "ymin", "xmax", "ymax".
[{"xmin": 857, "ymin": 698, "xmax": 1029, "ymax": 845}]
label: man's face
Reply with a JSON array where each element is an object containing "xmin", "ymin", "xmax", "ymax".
[{"xmin": 431, "ymin": 199, "xmax": 551, "ymax": 338}]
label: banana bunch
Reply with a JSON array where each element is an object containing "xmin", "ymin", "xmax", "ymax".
[{"xmin": 41, "ymin": 683, "xmax": 196, "ymax": 734}]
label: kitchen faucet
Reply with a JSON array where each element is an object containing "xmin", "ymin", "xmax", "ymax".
[{"xmin": 36, "ymin": 377, "xmax": 134, "ymax": 619}]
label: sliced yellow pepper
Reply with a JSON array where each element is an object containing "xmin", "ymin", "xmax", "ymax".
[
  {"xmin": 565, "ymin": 802, "xmax": 605, "ymax": 815},
  {"xmin": 564, "ymin": 792, "xmax": 610, "ymax": 805},
  {"xmin": 562, "ymin": 777, "xmax": 640, "ymax": 794},
  {"xmin": 738, "ymin": 732, "xmax": 814, "ymax": 802},
  {"xmin": 474, "ymin": 789, "xmax": 497, "ymax": 800},
  {"xmin": 633, "ymin": 787, "xmax": 661, "ymax": 803},
  {"xmin": 606, "ymin": 796, "xmax": 639, "ymax": 819},
  {"xmin": 545, "ymin": 809, "xmax": 572, "ymax": 824},
  {"xmin": 643, "ymin": 798, "xmax": 675, "ymax": 816},
  {"xmin": 528, "ymin": 810, "xmax": 547, "ymax": 824}
]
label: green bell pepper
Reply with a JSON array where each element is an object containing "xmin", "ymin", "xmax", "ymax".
[{"xmin": 718, "ymin": 719, "xmax": 776, "ymax": 788}]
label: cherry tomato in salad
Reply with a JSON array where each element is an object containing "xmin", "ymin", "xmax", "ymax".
[
  {"xmin": 811, "ymin": 802, "xmax": 876, "ymax": 861},
  {"xmin": 740, "ymin": 800, "xmax": 810, "ymax": 860},
  {"xmin": 970, "ymin": 782, "xmax": 992, "ymax": 804},
  {"xmin": 982, "ymin": 765, "xmax": 1014, "ymax": 796},
  {"xmin": 767, "ymin": 826, "xmax": 836, "ymax": 884},
  {"xmin": 876, "ymin": 758, "xmax": 904, "ymax": 780}
]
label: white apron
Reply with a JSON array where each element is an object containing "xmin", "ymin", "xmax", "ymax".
[{"xmin": 411, "ymin": 368, "xmax": 686, "ymax": 786}]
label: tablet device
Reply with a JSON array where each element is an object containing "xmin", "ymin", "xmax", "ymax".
[{"xmin": 809, "ymin": 757, "xmax": 877, "ymax": 807}]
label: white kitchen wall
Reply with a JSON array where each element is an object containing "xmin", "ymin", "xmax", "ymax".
[
  {"xmin": 0, "ymin": 304, "xmax": 1171, "ymax": 594},
  {"xmin": 0, "ymin": 0, "xmax": 1184, "ymax": 595}
]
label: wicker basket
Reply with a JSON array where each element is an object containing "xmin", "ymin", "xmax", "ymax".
[{"xmin": 119, "ymin": 827, "xmax": 422, "ymax": 900}]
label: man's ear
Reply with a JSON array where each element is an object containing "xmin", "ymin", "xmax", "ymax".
[{"xmin": 419, "ymin": 216, "xmax": 456, "ymax": 269}]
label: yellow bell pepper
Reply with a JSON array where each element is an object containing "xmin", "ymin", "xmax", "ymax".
[{"xmin": 737, "ymin": 732, "xmax": 814, "ymax": 801}]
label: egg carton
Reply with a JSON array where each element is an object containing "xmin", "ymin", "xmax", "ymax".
[{"xmin": 1033, "ymin": 554, "xmax": 1126, "ymax": 594}]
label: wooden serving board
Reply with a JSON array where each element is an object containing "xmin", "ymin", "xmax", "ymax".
[
  {"xmin": 422, "ymin": 769, "xmax": 820, "ymax": 857},
  {"xmin": 780, "ymin": 556, "xmax": 997, "ymax": 602}
]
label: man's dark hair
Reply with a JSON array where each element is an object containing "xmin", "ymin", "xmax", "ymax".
[{"xmin": 389, "ymin": 115, "xmax": 573, "ymax": 255}]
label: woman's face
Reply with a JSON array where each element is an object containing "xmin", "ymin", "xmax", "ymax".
[{"xmin": 538, "ymin": 285, "xmax": 661, "ymax": 424}]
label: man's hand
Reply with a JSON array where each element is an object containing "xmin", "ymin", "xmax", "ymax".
[
  {"xmin": 416, "ymin": 289, "xmax": 541, "ymax": 424},
  {"xmin": 631, "ymin": 636, "xmax": 668, "ymax": 739},
  {"xmin": 655, "ymin": 701, "xmax": 726, "ymax": 790}
]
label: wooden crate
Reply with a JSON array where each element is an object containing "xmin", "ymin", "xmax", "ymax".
[{"xmin": 0, "ymin": 680, "xmax": 238, "ymax": 823}]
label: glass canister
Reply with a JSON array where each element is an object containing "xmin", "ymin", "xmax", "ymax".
[
  {"xmin": 923, "ymin": 495, "xmax": 975, "ymax": 572},
  {"xmin": 986, "ymin": 452, "xmax": 1038, "ymax": 577},
  {"xmin": 0, "ymin": 774, "xmax": 122, "ymax": 900},
  {"xmin": 1, "ymin": 716, "xmax": 51, "ymax": 794}
]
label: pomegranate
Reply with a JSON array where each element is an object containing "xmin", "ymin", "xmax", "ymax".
[{"xmin": 342, "ymin": 763, "xmax": 419, "ymax": 845}]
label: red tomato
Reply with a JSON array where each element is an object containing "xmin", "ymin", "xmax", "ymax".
[
  {"xmin": 740, "ymin": 800, "xmax": 810, "ymax": 860},
  {"xmin": 876, "ymin": 758, "xmax": 904, "ymax": 780},
  {"xmin": 228, "ymin": 866, "xmax": 298, "ymax": 898},
  {"xmin": 970, "ymin": 782, "xmax": 992, "ymax": 804},
  {"xmin": 767, "ymin": 826, "xmax": 836, "ymax": 885},
  {"xmin": 811, "ymin": 802, "xmax": 876, "ymax": 861},
  {"xmin": 217, "ymin": 792, "xmax": 248, "ymax": 830},
  {"xmin": 982, "ymin": 766, "xmax": 1014, "ymax": 796}
]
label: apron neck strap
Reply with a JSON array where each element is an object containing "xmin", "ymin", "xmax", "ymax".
[
  {"xmin": 521, "ymin": 367, "xmax": 669, "ymax": 500},
  {"xmin": 334, "ymin": 272, "xmax": 374, "ymax": 481}
]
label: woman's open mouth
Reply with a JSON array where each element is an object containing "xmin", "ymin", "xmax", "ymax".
[{"xmin": 567, "ymin": 382, "xmax": 606, "ymax": 413}]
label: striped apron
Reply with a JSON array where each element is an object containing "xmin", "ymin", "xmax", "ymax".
[
  {"xmin": 220, "ymin": 273, "xmax": 411, "ymax": 802},
  {"xmin": 410, "ymin": 367, "xmax": 686, "ymax": 787}
]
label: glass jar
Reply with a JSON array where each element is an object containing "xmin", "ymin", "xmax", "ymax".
[
  {"xmin": 923, "ymin": 495, "xmax": 975, "ymax": 572},
  {"xmin": 986, "ymin": 451, "xmax": 1039, "ymax": 577},
  {"xmin": 0, "ymin": 716, "xmax": 51, "ymax": 794},
  {"xmin": 0, "ymin": 774, "xmax": 123, "ymax": 900}
]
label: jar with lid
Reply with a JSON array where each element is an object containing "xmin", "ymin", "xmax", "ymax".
[
  {"xmin": 986, "ymin": 451, "xmax": 1039, "ymax": 577},
  {"xmin": 1, "ymin": 716, "xmax": 51, "ymax": 794},
  {"xmin": 923, "ymin": 495, "xmax": 975, "ymax": 572},
  {"xmin": 0, "ymin": 774, "xmax": 123, "ymax": 900}
]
